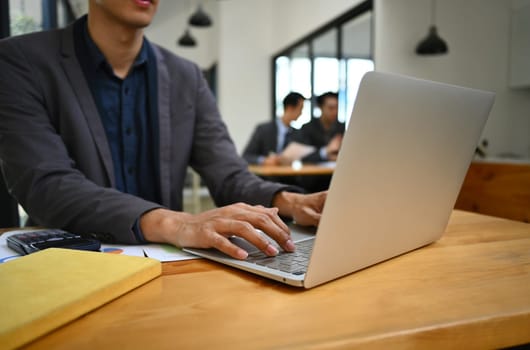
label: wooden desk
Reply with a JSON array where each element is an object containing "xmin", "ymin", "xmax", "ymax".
[
  {"xmin": 249, "ymin": 162, "xmax": 335, "ymax": 177},
  {"xmin": 21, "ymin": 211, "xmax": 530, "ymax": 349}
]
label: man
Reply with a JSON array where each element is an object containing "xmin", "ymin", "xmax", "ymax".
[
  {"xmin": 243, "ymin": 92, "xmax": 305, "ymax": 166},
  {"xmin": 291, "ymin": 92, "xmax": 344, "ymax": 192},
  {"xmin": 0, "ymin": 0, "xmax": 325, "ymax": 260},
  {"xmin": 293, "ymin": 92, "xmax": 344, "ymax": 163}
]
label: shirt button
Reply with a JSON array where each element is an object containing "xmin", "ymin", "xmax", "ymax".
[
  {"xmin": 125, "ymin": 127, "xmax": 132, "ymax": 135},
  {"xmin": 127, "ymin": 166, "xmax": 135, "ymax": 175},
  {"xmin": 124, "ymin": 87, "xmax": 129, "ymax": 95}
]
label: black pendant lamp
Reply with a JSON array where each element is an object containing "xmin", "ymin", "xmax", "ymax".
[
  {"xmin": 189, "ymin": 4, "xmax": 212, "ymax": 27},
  {"xmin": 177, "ymin": 28, "xmax": 197, "ymax": 47},
  {"xmin": 416, "ymin": 0, "xmax": 448, "ymax": 55}
]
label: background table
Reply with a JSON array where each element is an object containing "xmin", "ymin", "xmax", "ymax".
[{"xmin": 249, "ymin": 162, "xmax": 335, "ymax": 177}]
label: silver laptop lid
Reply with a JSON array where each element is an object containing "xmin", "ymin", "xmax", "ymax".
[{"xmin": 304, "ymin": 71, "xmax": 495, "ymax": 288}]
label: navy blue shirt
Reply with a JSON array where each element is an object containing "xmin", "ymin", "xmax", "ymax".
[{"xmin": 74, "ymin": 16, "xmax": 160, "ymax": 241}]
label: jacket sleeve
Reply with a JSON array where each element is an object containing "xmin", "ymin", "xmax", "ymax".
[
  {"xmin": 0, "ymin": 38, "xmax": 159, "ymax": 244},
  {"xmin": 187, "ymin": 66, "xmax": 295, "ymax": 207}
]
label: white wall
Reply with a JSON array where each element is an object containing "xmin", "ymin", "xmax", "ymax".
[
  {"xmin": 145, "ymin": 1, "xmax": 219, "ymax": 69},
  {"xmin": 375, "ymin": 0, "xmax": 530, "ymax": 159},
  {"xmin": 268, "ymin": 0, "xmax": 366, "ymax": 54}
]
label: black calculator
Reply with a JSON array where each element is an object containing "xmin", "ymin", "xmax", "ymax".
[{"xmin": 6, "ymin": 229, "xmax": 101, "ymax": 255}]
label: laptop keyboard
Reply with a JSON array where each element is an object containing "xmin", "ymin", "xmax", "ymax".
[{"xmin": 246, "ymin": 239, "xmax": 314, "ymax": 275}]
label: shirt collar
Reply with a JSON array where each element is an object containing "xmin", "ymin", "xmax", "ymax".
[
  {"xmin": 81, "ymin": 15, "xmax": 149, "ymax": 75},
  {"xmin": 276, "ymin": 118, "xmax": 289, "ymax": 134}
]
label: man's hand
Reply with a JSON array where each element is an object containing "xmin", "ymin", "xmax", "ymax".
[
  {"xmin": 272, "ymin": 191, "xmax": 327, "ymax": 227},
  {"xmin": 326, "ymin": 134, "xmax": 343, "ymax": 161},
  {"xmin": 140, "ymin": 204, "xmax": 295, "ymax": 260},
  {"xmin": 262, "ymin": 154, "xmax": 282, "ymax": 166}
]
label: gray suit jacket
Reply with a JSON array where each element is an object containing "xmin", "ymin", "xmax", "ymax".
[
  {"xmin": 0, "ymin": 23, "xmax": 289, "ymax": 243},
  {"xmin": 242, "ymin": 120, "xmax": 278, "ymax": 164}
]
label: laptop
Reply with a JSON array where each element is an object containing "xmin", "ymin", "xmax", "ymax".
[{"xmin": 184, "ymin": 71, "xmax": 495, "ymax": 288}]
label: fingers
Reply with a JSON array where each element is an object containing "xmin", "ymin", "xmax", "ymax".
[
  {"xmin": 178, "ymin": 196, "xmax": 329, "ymax": 259},
  {"xmin": 191, "ymin": 203, "xmax": 295, "ymax": 259},
  {"xmin": 258, "ymin": 206, "xmax": 290, "ymax": 235},
  {"xmin": 208, "ymin": 231, "xmax": 249, "ymax": 260},
  {"xmin": 298, "ymin": 207, "xmax": 322, "ymax": 226},
  {"xmin": 291, "ymin": 202, "xmax": 321, "ymax": 226},
  {"xmin": 292, "ymin": 191, "xmax": 327, "ymax": 226},
  {"xmin": 213, "ymin": 218, "xmax": 280, "ymax": 258},
  {"xmin": 224, "ymin": 203, "xmax": 294, "ymax": 253},
  {"xmin": 313, "ymin": 191, "xmax": 327, "ymax": 208}
]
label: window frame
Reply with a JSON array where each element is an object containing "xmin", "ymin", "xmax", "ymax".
[
  {"xmin": 0, "ymin": 0, "xmax": 76, "ymax": 39},
  {"xmin": 270, "ymin": 0, "xmax": 373, "ymax": 124}
]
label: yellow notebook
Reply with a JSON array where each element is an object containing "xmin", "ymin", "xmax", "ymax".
[{"xmin": 0, "ymin": 248, "xmax": 161, "ymax": 350}]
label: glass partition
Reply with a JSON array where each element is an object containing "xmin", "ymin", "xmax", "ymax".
[
  {"xmin": 7, "ymin": 0, "xmax": 76, "ymax": 37},
  {"xmin": 341, "ymin": 11, "xmax": 374, "ymax": 126},
  {"xmin": 313, "ymin": 28, "xmax": 339, "ymax": 119},
  {"xmin": 272, "ymin": 0, "xmax": 373, "ymax": 128},
  {"xmin": 9, "ymin": 0, "xmax": 42, "ymax": 35},
  {"xmin": 274, "ymin": 44, "xmax": 312, "ymax": 129}
]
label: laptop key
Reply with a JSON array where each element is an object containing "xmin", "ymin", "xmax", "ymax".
[{"xmin": 247, "ymin": 239, "xmax": 314, "ymax": 275}]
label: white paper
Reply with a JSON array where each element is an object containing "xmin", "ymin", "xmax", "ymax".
[
  {"xmin": 142, "ymin": 243, "xmax": 200, "ymax": 262},
  {"xmin": 280, "ymin": 142, "xmax": 316, "ymax": 163}
]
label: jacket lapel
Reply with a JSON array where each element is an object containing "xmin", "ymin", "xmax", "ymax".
[
  {"xmin": 58, "ymin": 24, "xmax": 115, "ymax": 187},
  {"xmin": 152, "ymin": 46, "xmax": 171, "ymax": 205}
]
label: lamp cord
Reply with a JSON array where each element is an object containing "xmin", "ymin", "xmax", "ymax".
[{"xmin": 431, "ymin": 0, "xmax": 436, "ymax": 26}]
